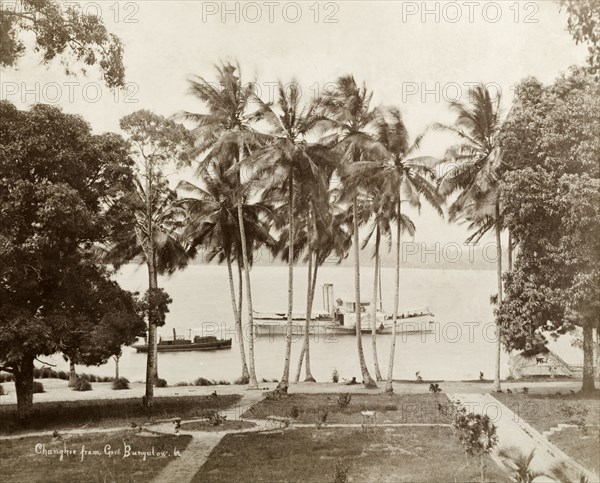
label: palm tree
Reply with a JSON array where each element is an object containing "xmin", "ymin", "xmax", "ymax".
[
  {"xmin": 245, "ymin": 82, "xmax": 333, "ymax": 392},
  {"xmin": 317, "ymin": 75, "xmax": 389, "ymax": 388},
  {"xmin": 350, "ymin": 107, "xmax": 442, "ymax": 393},
  {"xmin": 436, "ymin": 84, "xmax": 505, "ymax": 392},
  {"xmin": 106, "ymin": 111, "xmax": 191, "ymax": 406},
  {"xmin": 177, "ymin": 158, "xmax": 273, "ymax": 384},
  {"xmin": 181, "ymin": 63, "xmax": 268, "ymax": 388},
  {"xmin": 360, "ymin": 183, "xmax": 394, "ymax": 381}
]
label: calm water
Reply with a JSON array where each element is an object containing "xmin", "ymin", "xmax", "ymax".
[{"xmin": 40, "ymin": 264, "xmax": 580, "ymax": 383}]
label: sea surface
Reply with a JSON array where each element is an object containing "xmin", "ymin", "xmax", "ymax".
[{"xmin": 39, "ymin": 264, "xmax": 581, "ymax": 384}]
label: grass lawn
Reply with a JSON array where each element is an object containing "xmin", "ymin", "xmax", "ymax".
[
  {"xmin": 1, "ymin": 430, "xmax": 192, "ymax": 483},
  {"xmin": 193, "ymin": 427, "xmax": 508, "ymax": 482},
  {"xmin": 548, "ymin": 427, "xmax": 600, "ymax": 475},
  {"xmin": 495, "ymin": 391, "xmax": 600, "ymax": 476},
  {"xmin": 0, "ymin": 394, "xmax": 241, "ymax": 434},
  {"xmin": 242, "ymin": 393, "xmax": 451, "ymax": 425},
  {"xmin": 180, "ymin": 420, "xmax": 256, "ymax": 431},
  {"xmin": 493, "ymin": 392, "xmax": 600, "ymax": 432}
]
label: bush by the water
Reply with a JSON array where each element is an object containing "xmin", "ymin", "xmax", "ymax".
[
  {"xmin": 33, "ymin": 381, "xmax": 44, "ymax": 393},
  {"xmin": 30, "ymin": 367, "xmax": 112, "ymax": 382},
  {"xmin": 175, "ymin": 381, "xmax": 190, "ymax": 387},
  {"xmin": 72, "ymin": 377, "xmax": 92, "ymax": 392},
  {"xmin": 0, "ymin": 372, "xmax": 14, "ymax": 383},
  {"xmin": 155, "ymin": 378, "xmax": 168, "ymax": 388},
  {"xmin": 112, "ymin": 378, "xmax": 130, "ymax": 390},
  {"xmin": 194, "ymin": 377, "xmax": 215, "ymax": 386}
]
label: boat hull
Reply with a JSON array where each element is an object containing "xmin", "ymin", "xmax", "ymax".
[
  {"xmin": 133, "ymin": 339, "xmax": 232, "ymax": 353},
  {"xmin": 253, "ymin": 320, "xmax": 434, "ymax": 336}
]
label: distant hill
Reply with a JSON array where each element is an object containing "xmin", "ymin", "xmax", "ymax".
[{"xmin": 186, "ymin": 242, "xmax": 507, "ymax": 271}]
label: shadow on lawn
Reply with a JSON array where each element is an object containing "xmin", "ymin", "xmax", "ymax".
[{"xmin": 0, "ymin": 394, "xmax": 241, "ymax": 434}]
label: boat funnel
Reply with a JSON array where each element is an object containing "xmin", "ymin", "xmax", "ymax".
[{"xmin": 322, "ymin": 283, "xmax": 335, "ymax": 318}]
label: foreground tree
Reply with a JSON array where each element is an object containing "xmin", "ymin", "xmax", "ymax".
[
  {"xmin": 497, "ymin": 71, "xmax": 600, "ymax": 394},
  {"xmin": 0, "ymin": 0, "xmax": 125, "ymax": 87},
  {"xmin": 436, "ymin": 85, "xmax": 506, "ymax": 392},
  {"xmin": 0, "ymin": 102, "xmax": 143, "ymax": 420},
  {"xmin": 107, "ymin": 110, "xmax": 191, "ymax": 406}
]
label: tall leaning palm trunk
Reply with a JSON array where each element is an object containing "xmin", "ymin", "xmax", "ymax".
[
  {"xmin": 236, "ymin": 143, "xmax": 259, "ymax": 388},
  {"xmin": 226, "ymin": 251, "xmax": 249, "ymax": 383},
  {"xmin": 353, "ymin": 198, "xmax": 377, "ymax": 388},
  {"xmin": 278, "ymin": 172, "xmax": 295, "ymax": 391},
  {"xmin": 386, "ymin": 202, "xmax": 402, "ymax": 393},
  {"xmin": 371, "ymin": 226, "xmax": 383, "ymax": 381},
  {"xmin": 493, "ymin": 198, "xmax": 503, "ymax": 392}
]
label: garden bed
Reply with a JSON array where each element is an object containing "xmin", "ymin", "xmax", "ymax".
[
  {"xmin": 0, "ymin": 394, "xmax": 241, "ymax": 434},
  {"xmin": 242, "ymin": 393, "xmax": 451, "ymax": 425}
]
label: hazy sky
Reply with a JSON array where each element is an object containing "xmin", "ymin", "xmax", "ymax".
[{"xmin": 1, "ymin": 0, "xmax": 588, "ymax": 245}]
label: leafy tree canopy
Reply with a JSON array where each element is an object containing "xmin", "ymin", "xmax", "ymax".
[
  {"xmin": 561, "ymin": 0, "xmax": 600, "ymax": 76},
  {"xmin": 497, "ymin": 68, "xmax": 600, "ymax": 353},
  {"xmin": 0, "ymin": 0, "xmax": 125, "ymax": 87},
  {"xmin": 0, "ymin": 101, "xmax": 143, "ymax": 372}
]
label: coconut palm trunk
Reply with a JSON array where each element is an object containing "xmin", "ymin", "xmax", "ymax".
[
  {"xmin": 295, "ymin": 252, "xmax": 318, "ymax": 383},
  {"xmin": 227, "ymin": 251, "xmax": 249, "ymax": 383},
  {"xmin": 278, "ymin": 173, "xmax": 295, "ymax": 392},
  {"xmin": 353, "ymin": 197, "xmax": 377, "ymax": 388},
  {"xmin": 304, "ymin": 252, "xmax": 318, "ymax": 382},
  {"xmin": 386, "ymin": 201, "xmax": 402, "ymax": 393},
  {"xmin": 236, "ymin": 143, "xmax": 258, "ymax": 388},
  {"xmin": 371, "ymin": 225, "xmax": 383, "ymax": 381},
  {"xmin": 493, "ymin": 199, "xmax": 503, "ymax": 392}
]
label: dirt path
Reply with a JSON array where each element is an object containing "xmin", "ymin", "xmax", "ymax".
[
  {"xmin": 151, "ymin": 388, "xmax": 276, "ymax": 483},
  {"xmin": 449, "ymin": 393, "xmax": 599, "ymax": 483}
]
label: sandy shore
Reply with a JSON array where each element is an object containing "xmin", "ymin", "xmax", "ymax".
[{"xmin": 0, "ymin": 378, "xmax": 586, "ymax": 406}]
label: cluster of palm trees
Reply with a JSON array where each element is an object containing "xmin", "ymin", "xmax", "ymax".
[{"xmin": 118, "ymin": 63, "xmax": 510, "ymax": 402}]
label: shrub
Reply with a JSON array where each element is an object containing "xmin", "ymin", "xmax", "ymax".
[
  {"xmin": 0, "ymin": 372, "xmax": 13, "ymax": 383},
  {"xmin": 319, "ymin": 409, "xmax": 329, "ymax": 423},
  {"xmin": 234, "ymin": 376, "xmax": 249, "ymax": 385},
  {"xmin": 0, "ymin": 384, "xmax": 6, "ymax": 396},
  {"xmin": 521, "ymin": 387, "xmax": 529, "ymax": 394},
  {"xmin": 332, "ymin": 368, "xmax": 339, "ymax": 383},
  {"xmin": 337, "ymin": 393, "xmax": 352, "ymax": 409},
  {"xmin": 384, "ymin": 404, "xmax": 398, "ymax": 412},
  {"xmin": 429, "ymin": 383, "xmax": 442, "ymax": 394},
  {"xmin": 217, "ymin": 380, "xmax": 230, "ymax": 385},
  {"xmin": 155, "ymin": 378, "xmax": 168, "ymax": 388},
  {"xmin": 194, "ymin": 377, "xmax": 214, "ymax": 386},
  {"xmin": 289, "ymin": 405, "xmax": 300, "ymax": 419},
  {"xmin": 57, "ymin": 371, "xmax": 68, "ymax": 380},
  {"xmin": 175, "ymin": 381, "xmax": 190, "ymax": 387},
  {"xmin": 415, "ymin": 371, "xmax": 423, "ymax": 382},
  {"xmin": 333, "ymin": 460, "xmax": 349, "ymax": 483},
  {"xmin": 112, "ymin": 378, "xmax": 130, "ymax": 390},
  {"xmin": 206, "ymin": 410, "xmax": 226, "ymax": 426},
  {"xmin": 72, "ymin": 377, "xmax": 92, "ymax": 392},
  {"xmin": 33, "ymin": 381, "xmax": 45, "ymax": 393}
]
